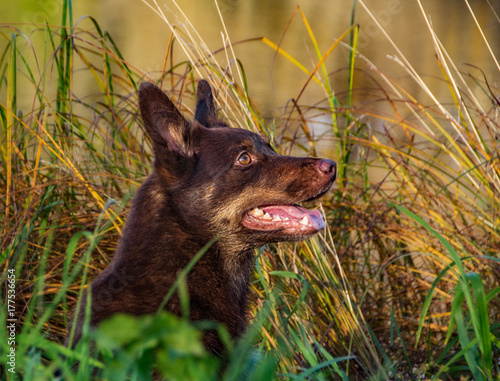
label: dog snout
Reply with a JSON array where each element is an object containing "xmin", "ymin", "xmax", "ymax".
[{"xmin": 316, "ymin": 159, "xmax": 336, "ymax": 178}]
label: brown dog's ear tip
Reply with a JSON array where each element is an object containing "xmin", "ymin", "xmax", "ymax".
[
  {"xmin": 139, "ymin": 81, "xmax": 157, "ymax": 93},
  {"xmin": 197, "ymin": 79, "xmax": 212, "ymax": 93}
]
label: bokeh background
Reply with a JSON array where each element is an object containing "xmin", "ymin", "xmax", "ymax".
[{"xmin": 4, "ymin": 0, "xmax": 500, "ymax": 117}]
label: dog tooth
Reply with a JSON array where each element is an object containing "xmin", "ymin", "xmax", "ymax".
[
  {"xmin": 251, "ymin": 208, "xmax": 264, "ymax": 217},
  {"xmin": 272, "ymin": 215, "xmax": 283, "ymax": 222},
  {"xmin": 300, "ymin": 216, "xmax": 310, "ymax": 226},
  {"xmin": 263, "ymin": 212, "xmax": 272, "ymax": 220}
]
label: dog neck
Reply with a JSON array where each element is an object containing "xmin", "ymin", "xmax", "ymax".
[{"xmin": 112, "ymin": 172, "xmax": 255, "ymax": 316}]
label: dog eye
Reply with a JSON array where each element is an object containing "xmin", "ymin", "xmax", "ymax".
[{"xmin": 237, "ymin": 152, "xmax": 252, "ymax": 165}]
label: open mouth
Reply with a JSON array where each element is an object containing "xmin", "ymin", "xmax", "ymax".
[{"xmin": 241, "ymin": 204, "xmax": 325, "ymax": 234}]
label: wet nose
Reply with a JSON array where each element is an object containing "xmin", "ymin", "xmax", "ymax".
[{"xmin": 317, "ymin": 159, "xmax": 336, "ymax": 178}]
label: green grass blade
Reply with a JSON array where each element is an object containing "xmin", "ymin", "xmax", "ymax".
[
  {"xmin": 466, "ymin": 272, "xmax": 492, "ymax": 377},
  {"xmin": 415, "ymin": 261, "xmax": 455, "ymax": 345},
  {"xmin": 390, "ymin": 203, "xmax": 466, "ymax": 276},
  {"xmin": 390, "ymin": 307, "xmax": 413, "ymax": 377},
  {"xmin": 269, "ymin": 270, "xmax": 309, "ymax": 323},
  {"xmin": 433, "ymin": 336, "xmax": 480, "ymax": 380},
  {"xmin": 156, "ymin": 238, "xmax": 217, "ymax": 313},
  {"xmin": 3, "ymin": 33, "xmax": 16, "ymax": 237},
  {"xmin": 450, "ymin": 284, "xmax": 483, "ymax": 381}
]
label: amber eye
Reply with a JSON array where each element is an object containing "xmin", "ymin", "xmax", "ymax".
[{"xmin": 237, "ymin": 152, "xmax": 252, "ymax": 165}]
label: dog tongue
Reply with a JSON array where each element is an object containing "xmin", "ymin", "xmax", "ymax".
[{"xmin": 243, "ymin": 205, "xmax": 325, "ymax": 233}]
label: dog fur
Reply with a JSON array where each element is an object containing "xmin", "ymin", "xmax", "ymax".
[{"xmin": 66, "ymin": 80, "xmax": 336, "ymax": 355}]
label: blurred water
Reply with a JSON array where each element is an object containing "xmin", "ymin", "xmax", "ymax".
[{"xmin": 3, "ymin": 0, "xmax": 500, "ymax": 117}]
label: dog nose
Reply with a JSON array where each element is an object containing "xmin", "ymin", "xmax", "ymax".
[{"xmin": 317, "ymin": 159, "xmax": 336, "ymax": 177}]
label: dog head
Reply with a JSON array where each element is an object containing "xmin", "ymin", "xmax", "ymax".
[{"xmin": 138, "ymin": 81, "xmax": 336, "ymax": 246}]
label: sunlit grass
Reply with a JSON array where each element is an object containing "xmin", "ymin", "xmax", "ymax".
[{"xmin": 1, "ymin": 0, "xmax": 499, "ymax": 379}]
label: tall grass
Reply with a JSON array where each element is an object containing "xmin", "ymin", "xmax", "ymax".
[{"xmin": 1, "ymin": 0, "xmax": 499, "ymax": 379}]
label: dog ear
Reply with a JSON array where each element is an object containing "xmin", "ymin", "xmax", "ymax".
[
  {"xmin": 139, "ymin": 82, "xmax": 194, "ymax": 157},
  {"xmin": 195, "ymin": 80, "xmax": 219, "ymax": 128}
]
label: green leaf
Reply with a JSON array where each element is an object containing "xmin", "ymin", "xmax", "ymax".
[{"xmin": 96, "ymin": 314, "xmax": 142, "ymax": 350}]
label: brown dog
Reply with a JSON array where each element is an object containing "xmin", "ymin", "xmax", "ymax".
[{"xmin": 67, "ymin": 80, "xmax": 336, "ymax": 355}]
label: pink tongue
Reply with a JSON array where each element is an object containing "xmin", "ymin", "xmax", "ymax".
[{"xmin": 261, "ymin": 205, "xmax": 325, "ymax": 230}]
